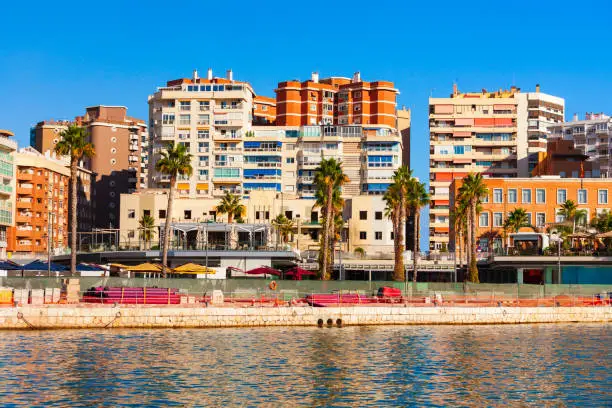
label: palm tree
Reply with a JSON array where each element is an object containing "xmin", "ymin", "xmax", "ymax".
[
  {"xmin": 504, "ymin": 208, "xmax": 536, "ymax": 233},
  {"xmin": 406, "ymin": 178, "xmax": 430, "ymax": 282},
  {"xmin": 139, "ymin": 214, "xmax": 156, "ymax": 250},
  {"xmin": 384, "ymin": 183, "xmax": 403, "ymax": 281},
  {"xmin": 272, "ymin": 214, "xmax": 294, "ymax": 244},
  {"xmin": 54, "ymin": 124, "xmax": 95, "ymax": 275},
  {"xmin": 557, "ymin": 199, "xmax": 587, "ymax": 233},
  {"xmin": 155, "ymin": 142, "xmax": 193, "ymax": 277},
  {"xmin": 451, "ymin": 196, "xmax": 469, "ymax": 268},
  {"xmin": 314, "ymin": 158, "xmax": 348, "ymax": 280},
  {"xmin": 458, "ymin": 173, "xmax": 488, "ymax": 283},
  {"xmin": 591, "ymin": 210, "xmax": 612, "ymax": 233},
  {"xmin": 215, "ymin": 192, "xmax": 246, "ymax": 223}
]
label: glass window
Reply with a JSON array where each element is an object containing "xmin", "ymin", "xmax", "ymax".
[
  {"xmin": 493, "ymin": 212, "xmax": 503, "ymax": 227},
  {"xmin": 508, "ymin": 189, "xmax": 517, "ymax": 203},
  {"xmin": 359, "ymin": 231, "xmax": 367, "ymax": 240},
  {"xmin": 599, "ymin": 189, "xmax": 608, "ymax": 204},
  {"xmin": 375, "ymin": 231, "xmax": 382, "ymax": 240},
  {"xmin": 536, "ymin": 188, "xmax": 546, "ymax": 204},
  {"xmin": 526, "ymin": 213, "xmax": 532, "ymax": 225},
  {"xmin": 578, "ymin": 189, "xmax": 587, "ymax": 204},
  {"xmin": 556, "ymin": 213, "xmax": 566, "ymax": 223},
  {"xmin": 571, "ymin": 171, "xmax": 579, "ymax": 178},
  {"xmin": 557, "ymin": 189, "xmax": 567, "ymax": 204},
  {"xmin": 479, "ymin": 213, "xmax": 489, "ymax": 227},
  {"xmin": 359, "ymin": 211, "xmax": 367, "ymax": 220},
  {"xmin": 454, "ymin": 146, "xmax": 465, "ymax": 155},
  {"xmin": 493, "ymin": 189, "xmax": 503, "ymax": 203},
  {"xmin": 179, "ymin": 114, "xmax": 190, "ymax": 125},
  {"xmin": 536, "ymin": 213, "xmax": 546, "ymax": 227},
  {"xmin": 127, "ymin": 209, "xmax": 135, "ymax": 219},
  {"xmin": 375, "ymin": 211, "xmax": 383, "ymax": 220},
  {"xmin": 521, "ymin": 189, "xmax": 531, "ymax": 204}
]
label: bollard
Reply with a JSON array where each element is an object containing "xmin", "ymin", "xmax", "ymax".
[
  {"xmin": 326, "ymin": 318, "xmax": 333, "ymax": 328},
  {"xmin": 317, "ymin": 319, "xmax": 324, "ymax": 328},
  {"xmin": 336, "ymin": 318, "xmax": 343, "ymax": 328}
]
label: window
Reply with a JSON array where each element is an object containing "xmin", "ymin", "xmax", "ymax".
[
  {"xmin": 508, "ymin": 189, "xmax": 517, "ymax": 203},
  {"xmin": 158, "ymin": 210, "xmax": 166, "ymax": 219},
  {"xmin": 521, "ymin": 189, "xmax": 532, "ymax": 204},
  {"xmin": 493, "ymin": 188, "xmax": 503, "ymax": 203},
  {"xmin": 354, "ymin": 104, "xmax": 361, "ymax": 112},
  {"xmin": 286, "ymin": 158, "xmax": 295, "ymax": 164},
  {"xmin": 179, "ymin": 101, "xmax": 190, "ymax": 111},
  {"xmin": 390, "ymin": 231, "xmax": 394, "ymax": 240},
  {"xmin": 375, "ymin": 211, "xmax": 383, "ymax": 220},
  {"xmin": 359, "ymin": 231, "xmax": 367, "ymax": 240},
  {"xmin": 375, "ymin": 231, "xmax": 382, "ymax": 240},
  {"xmin": 179, "ymin": 114, "xmax": 191, "ymax": 125},
  {"xmin": 536, "ymin": 188, "xmax": 546, "ymax": 204},
  {"xmin": 556, "ymin": 212, "xmax": 566, "ymax": 223},
  {"xmin": 526, "ymin": 212, "xmax": 532, "ymax": 226},
  {"xmin": 493, "ymin": 212, "xmax": 503, "ymax": 227},
  {"xmin": 571, "ymin": 171, "xmax": 578, "ymax": 178},
  {"xmin": 309, "ymin": 104, "xmax": 316, "ymax": 112},
  {"xmin": 359, "ymin": 211, "xmax": 367, "ymax": 220},
  {"xmin": 578, "ymin": 189, "xmax": 587, "ymax": 204},
  {"xmin": 479, "ymin": 213, "xmax": 489, "ymax": 227},
  {"xmin": 557, "ymin": 189, "xmax": 567, "ymax": 204},
  {"xmin": 481, "ymin": 194, "xmax": 489, "ymax": 203},
  {"xmin": 536, "ymin": 213, "xmax": 546, "ymax": 227},
  {"xmin": 143, "ymin": 210, "xmax": 151, "ymax": 217},
  {"xmin": 598, "ymin": 189, "xmax": 608, "ymax": 204},
  {"xmin": 127, "ymin": 209, "xmax": 135, "ymax": 219},
  {"xmin": 559, "ymin": 171, "xmax": 566, "ymax": 178},
  {"xmin": 184, "ymin": 210, "xmax": 191, "ymax": 220}
]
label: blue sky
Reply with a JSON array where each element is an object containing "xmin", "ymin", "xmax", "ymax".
[{"xmin": 1, "ymin": 0, "xmax": 611, "ymax": 246}]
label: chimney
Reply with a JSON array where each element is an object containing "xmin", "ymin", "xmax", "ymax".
[
  {"xmin": 311, "ymin": 72, "xmax": 319, "ymax": 83},
  {"xmin": 207, "ymin": 68, "xmax": 213, "ymax": 80},
  {"xmin": 573, "ymin": 113, "xmax": 578, "ymax": 122},
  {"xmin": 352, "ymin": 71, "xmax": 361, "ymax": 83},
  {"xmin": 193, "ymin": 69, "xmax": 199, "ymax": 81},
  {"xmin": 453, "ymin": 83, "xmax": 458, "ymax": 96},
  {"xmin": 535, "ymin": 84, "xmax": 540, "ymax": 93},
  {"xmin": 226, "ymin": 69, "xmax": 233, "ymax": 81}
]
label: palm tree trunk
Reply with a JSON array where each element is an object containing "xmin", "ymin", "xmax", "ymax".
[
  {"xmin": 161, "ymin": 175, "xmax": 176, "ymax": 278},
  {"xmin": 392, "ymin": 211, "xmax": 402, "ymax": 281},
  {"xmin": 413, "ymin": 208, "xmax": 419, "ymax": 282},
  {"xmin": 465, "ymin": 212, "xmax": 471, "ymax": 272},
  {"xmin": 394, "ymin": 202, "xmax": 406, "ymax": 282},
  {"xmin": 321, "ymin": 185, "xmax": 333, "ymax": 280},
  {"xmin": 70, "ymin": 159, "xmax": 78, "ymax": 275},
  {"xmin": 469, "ymin": 200, "xmax": 479, "ymax": 283}
]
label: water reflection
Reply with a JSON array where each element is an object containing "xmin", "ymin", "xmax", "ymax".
[{"xmin": 0, "ymin": 324, "xmax": 609, "ymax": 407}]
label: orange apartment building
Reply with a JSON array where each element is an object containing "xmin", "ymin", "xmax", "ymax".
[
  {"xmin": 275, "ymin": 72, "xmax": 398, "ymax": 128},
  {"xmin": 9, "ymin": 148, "xmax": 69, "ymax": 257},
  {"xmin": 531, "ymin": 138, "xmax": 599, "ymax": 177},
  {"xmin": 32, "ymin": 106, "xmax": 147, "ymax": 229},
  {"xmin": 449, "ymin": 177, "xmax": 612, "ymax": 254},
  {"xmin": 253, "ymin": 96, "xmax": 276, "ymax": 125}
]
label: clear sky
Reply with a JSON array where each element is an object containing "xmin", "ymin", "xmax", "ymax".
[{"xmin": 1, "ymin": 0, "xmax": 611, "ymax": 247}]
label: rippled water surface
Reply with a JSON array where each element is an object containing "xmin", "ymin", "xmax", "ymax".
[{"xmin": 0, "ymin": 324, "xmax": 609, "ymax": 407}]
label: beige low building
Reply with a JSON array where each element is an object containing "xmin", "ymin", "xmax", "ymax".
[{"xmin": 120, "ymin": 190, "xmax": 393, "ymax": 256}]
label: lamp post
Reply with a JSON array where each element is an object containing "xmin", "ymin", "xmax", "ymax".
[{"xmin": 551, "ymin": 232, "xmax": 563, "ymax": 282}]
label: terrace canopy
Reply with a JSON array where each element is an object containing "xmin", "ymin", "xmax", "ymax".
[
  {"xmin": 23, "ymin": 260, "xmax": 67, "ymax": 272},
  {"xmin": 0, "ymin": 261, "xmax": 21, "ymax": 270},
  {"xmin": 284, "ymin": 267, "xmax": 317, "ymax": 280},
  {"xmin": 127, "ymin": 263, "xmax": 162, "ymax": 273},
  {"xmin": 172, "ymin": 263, "xmax": 215, "ymax": 274},
  {"xmin": 245, "ymin": 266, "xmax": 281, "ymax": 276}
]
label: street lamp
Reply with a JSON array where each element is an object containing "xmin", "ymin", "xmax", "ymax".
[{"xmin": 551, "ymin": 231, "xmax": 563, "ymax": 282}]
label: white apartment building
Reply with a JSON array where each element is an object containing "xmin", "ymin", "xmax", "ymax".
[
  {"xmin": 0, "ymin": 130, "xmax": 16, "ymax": 260},
  {"xmin": 549, "ymin": 113, "xmax": 611, "ymax": 177},
  {"xmin": 428, "ymin": 85, "xmax": 564, "ymax": 250}
]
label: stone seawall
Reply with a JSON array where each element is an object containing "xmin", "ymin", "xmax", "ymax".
[{"xmin": 0, "ymin": 305, "xmax": 609, "ymax": 329}]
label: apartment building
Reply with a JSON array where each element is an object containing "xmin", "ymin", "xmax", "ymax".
[
  {"xmin": 549, "ymin": 113, "xmax": 611, "ymax": 177},
  {"xmin": 531, "ymin": 138, "xmax": 599, "ymax": 178},
  {"xmin": 31, "ymin": 106, "xmax": 147, "ymax": 229},
  {"xmin": 147, "ymin": 69, "xmax": 405, "ymax": 200},
  {"xmin": 275, "ymin": 72, "xmax": 398, "ymax": 128},
  {"xmin": 253, "ymin": 96, "xmax": 276, "ymax": 125},
  {"xmin": 9, "ymin": 148, "xmax": 69, "ymax": 258},
  {"xmin": 449, "ymin": 177, "xmax": 612, "ymax": 254},
  {"xmin": 428, "ymin": 84, "xmax": 564, "ymax": 250},
  {"xmin": 0, "ymin": 130, "xmax": 17, "ymax": 260},
  {"xmin": 119, "ymin": 190, "xmax": 394, "ymax": 256}
]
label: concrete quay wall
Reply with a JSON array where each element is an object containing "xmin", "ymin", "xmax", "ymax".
[{"xmin": 0, "ymin": 305, "xmax": 609, "ymax": 329}]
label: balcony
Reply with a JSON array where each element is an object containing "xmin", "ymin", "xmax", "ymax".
[
  {"xmin": 16, "ymin": 228, "xmax": 33, "ymax": 238},
  {"xmin": 214, "ymin": 146, "xmax": 242, "ymax": 153},
  {"xmin": 16, "ymin": 214, "xmax": 32, "ymax": 223},
  {"xmin": 16, "ymin": 200, "xmax": 32, "ymax": 209},
  {"xmin": 243, "ymin": 162, "xmax": 281, "ymax": 168},
  {"xmin": 213, "ymin": 132, "xmax": 242, "ymax": 140},
  {"xmin": 297, "ymin": 161, "xmax": 321, "ymax": 168},
  {"xmin": 213, "ymin": 119, "xmax": 244, "ymax": 127},
  {"xmin": 297, "ymin": 176, "xmax": 314, "ymax": 183},
  {"xmin": 214, "ymin": 103, "xmax": 243, "ymax": 111},
  {"xmin": 129, "ymin": 143, "xmax": 139, "ymax": 151},
  {"xmin": 17, "ymin": 172, "xmax": 33, "ymax": 181},
  {"xmin": 17, "ymin": 186, "xmax": 33, "ymax": 195},
  {"xmin": 197, "ymin": 175, "xmax": 209, "ymax": 181},
  {"xmin": 212, "ymin": 188, "xmax": 242, "ymax": 196}
]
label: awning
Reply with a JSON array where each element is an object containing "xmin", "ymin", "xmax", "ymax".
[
  {"xmin": 434, "ymin": 104, "xmax": 454, "ymax": 114},
  {"xmin": 246, "ymin": 266, "xmax": 281, "ymax": 276},
  {"xmin": 23, "ymin": 260, "xmax": 66, "ymax": 272},
  {"xmin": 196, "ymin": 183, "xmax": 209, "ymax": 190},
  {"xmin": 494, "ymin": 104, "xmax": 515, "ymax": 110},
  {"xmin": 455, "ymin": 118, "xmax": 474, "ymax": 126},
  {"xmin": 453, "ymin": 131, "xmax": 471, "ymax": 137},
  {"xmin": 127, "ymin": 263, "xmax": 162, "ymax": 272},
  {"xmin": 177, "ymin": 184, "xmax": 190, "ymax": 190},
  {"xmin": 172, "ymin": 263, "xmax": 215, "ymax": 274}
]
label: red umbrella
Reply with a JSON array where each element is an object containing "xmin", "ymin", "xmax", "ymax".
[
  {"xmin": 245, "ymin": 266, "xmax": 281, "ymax": 276},
  {"xmin": 285, "ymin": 267, "xmax": 317, "ymax": 280}
]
